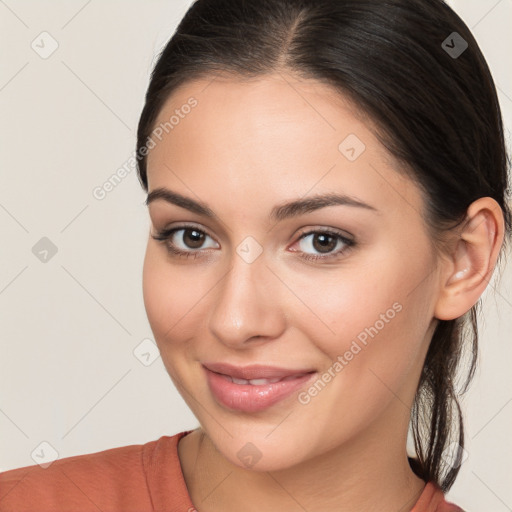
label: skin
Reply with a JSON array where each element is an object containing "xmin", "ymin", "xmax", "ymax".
[{"xmin": 142, "ymin": 72, "xmax": 504, "ymax": 512}]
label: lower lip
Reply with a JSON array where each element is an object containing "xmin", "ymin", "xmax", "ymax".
[{"xmin": 204, "ymin": 367, "xmax": 317, "ymax": 413}]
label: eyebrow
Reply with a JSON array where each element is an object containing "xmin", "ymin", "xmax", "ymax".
[{"xmin": 146, "ymin": 187, "xmax": 379, "ymax": 222}]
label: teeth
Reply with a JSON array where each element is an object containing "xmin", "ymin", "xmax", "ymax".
[
  {"xmin": 231, "ymin": 377, "xmax": 282, "ymax": 385},
  {"xmin": 231, "ymin": 377, "xmax": 250, "ymax": 384}
]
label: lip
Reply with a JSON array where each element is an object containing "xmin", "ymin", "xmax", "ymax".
[
  {"xmin": 202, "ymin": 363, "xmax": 317, "ymax": 413},
  {"xmin": 202, "ymin": 362, "xmax": 316, "ymax": 380}
]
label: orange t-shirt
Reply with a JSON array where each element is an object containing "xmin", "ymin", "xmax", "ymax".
[{"xmin": 0, "ymin": 430, "xmax": 463, "ymax": 511}]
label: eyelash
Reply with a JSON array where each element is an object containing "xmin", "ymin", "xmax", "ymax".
[{"xmin": 151, "ymin": 224, "xmax": 355, "ymax": 262}]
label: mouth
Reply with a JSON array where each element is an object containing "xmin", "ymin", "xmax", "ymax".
[
  {"xmin": 202, "ymin": 362, "xmax": 317, "ymax": 412},
  {"xmin": 219, "ymin": 373, "xmax": 312, "ymax": 385},
  {"xmin": 202, "ymin": 361, "xmax": 316, "ymax": 380}
]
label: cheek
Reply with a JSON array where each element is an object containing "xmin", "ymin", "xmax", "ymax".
[
  {"xmin": 292, "ymin": 252, "xmax": 434, "ymax": 395},
  {"xmin": 284, "ymin": 262, "xmax": 403, "ymax": 353},
  {"xmin": 142, "ymin": 244, "xmax": 191, "ymax": 342},
  {"xmin": 288, "ymin": 282, "xmax": 428, "ymax": 447},
  {"xmin": 142, "ymin": 245, "xmax": 168, "ymax": 334},
  {"xmin": 142, "ymin": 243, "xmax": 219, "ymax": 349}
]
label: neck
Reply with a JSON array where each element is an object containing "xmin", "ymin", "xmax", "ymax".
[{"xmin": 179, "ymin": 401, "xmax": 427, "ymax": 512}]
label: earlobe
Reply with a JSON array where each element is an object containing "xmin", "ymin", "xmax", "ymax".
[{"xmin": 434, "ymin": 197, "xmax": 505, "ymax": 321}]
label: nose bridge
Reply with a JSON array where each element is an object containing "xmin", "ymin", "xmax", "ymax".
[{"xmin": 208, "ymin": 239, "xmax": 284, "ymax": 346}]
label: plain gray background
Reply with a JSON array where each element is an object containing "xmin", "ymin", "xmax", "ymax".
[{"xmin": 0, "ymin": 1, "xmax": 511, "ymax": 510}]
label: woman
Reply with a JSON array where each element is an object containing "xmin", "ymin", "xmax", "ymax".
[{"xmin": 1, "ymin": 0, "xmax": 510, "ymax": 510}]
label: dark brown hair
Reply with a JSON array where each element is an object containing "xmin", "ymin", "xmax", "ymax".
[{"xmin": 135, "ymin": 0, "xmax": 512, "ymax": 492}]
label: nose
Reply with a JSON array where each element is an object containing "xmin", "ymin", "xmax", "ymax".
[{"xmin": 208, "ymin": 248, "xmax": 286, "ymax": 349}]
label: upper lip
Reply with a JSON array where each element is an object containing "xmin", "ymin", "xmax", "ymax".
[{"xmin": 202, "ymin": 362, "xmax": 316, "ymax": 380}]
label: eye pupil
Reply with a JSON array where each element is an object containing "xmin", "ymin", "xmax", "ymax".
[
  {"xmin": 313, "ymin": 233, "xmax": 336, "ymax": 253},
  {"xmin": 184, "ymin": 229, "xmax": 204, "ymax": 248}
]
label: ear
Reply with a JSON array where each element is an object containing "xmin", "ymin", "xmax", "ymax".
[{"xmin": 434, "ymin": 197, "xmax": 505, "ymax": 321}]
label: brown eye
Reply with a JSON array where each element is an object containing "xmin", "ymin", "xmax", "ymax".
[
  {"xmin": 151, "ymin": 224, "xmax": 219, "ymax": 258},
  {"xmin": 182, "ymin": 229, "xmax": 206, "ymax": 249},
  {"xmin": 311, "ymin": 233, "xmax": 338, "ymax": 253},
  {"xmin": 294, "ymin": 229, "xmax": 355, "ymax": 262}
]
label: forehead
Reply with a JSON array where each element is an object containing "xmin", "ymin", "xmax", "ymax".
[
  {"xmin": 149, "ymin": 72, "xmax": 375, "ymax": 157},
  {"xmin": 145, "ymin": 73, "xmax": 423, "ymax": 223}
]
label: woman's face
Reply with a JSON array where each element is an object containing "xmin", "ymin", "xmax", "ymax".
[{"xmin": 143, "ymin": 73, "xmax": 443, "ymax": 470}]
